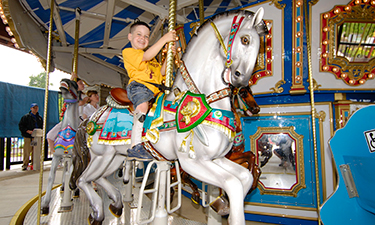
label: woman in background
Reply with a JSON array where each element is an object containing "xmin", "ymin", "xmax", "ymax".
[{"xmin": 82, "ymin": 90, "xmax": 99, "ymax": 120}]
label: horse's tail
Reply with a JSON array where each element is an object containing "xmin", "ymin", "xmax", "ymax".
[{"xmin": 70, "ymin": 119, "xmax": 91, "ymax": 190}]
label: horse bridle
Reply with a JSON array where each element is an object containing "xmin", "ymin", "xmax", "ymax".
[
  {"xmin": 176, "ymin": 16, "xmax": 247, "ymax": 105},
  {"xmin": 210, "ymin": 15, "xmax": 245, "ymax": 68}
]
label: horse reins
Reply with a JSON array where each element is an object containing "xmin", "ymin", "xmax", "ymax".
[
  {"xmin": 176, "ymin": 16, "xmax": 246, "ymax": 104},
  {"xmin": 210, "ymin": 15, "xmax": 245, "ymax": 68}
]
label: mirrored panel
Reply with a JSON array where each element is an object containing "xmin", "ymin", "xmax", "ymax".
[
  {"xmin": 336, "ymin": 21, "xmax": 375, "ymax": 63},
  {"xmin": 320, "ymin": 1, "xmax": 375, "ymax": 86},
  {"xmin": 251, "ymin": 126, "xmax": 305, "ymax": 197}
]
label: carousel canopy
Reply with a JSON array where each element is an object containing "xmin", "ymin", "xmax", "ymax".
[{"xmin": 1, "ymin": 0, "xmax": 258, "ymax": 87}]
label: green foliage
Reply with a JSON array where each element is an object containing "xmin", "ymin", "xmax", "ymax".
[{"xmin": 28, "ymin": 72, "xmax": 53, "ymax": 88}]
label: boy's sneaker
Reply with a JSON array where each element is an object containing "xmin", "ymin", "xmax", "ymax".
[{"xmin": 127, "ymin": 144, "xmax": 153, "ymax": 161}]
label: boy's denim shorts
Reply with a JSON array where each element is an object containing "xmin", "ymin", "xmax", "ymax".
[{"xmin": 126, "ymin": 81, "xmax": 154, "ymax": 109}]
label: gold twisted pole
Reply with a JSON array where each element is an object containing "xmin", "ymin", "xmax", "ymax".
[
  {"xmin": 165, "ymin": 0, "xmax": 177, "ymax": 95},
  {"xmin": 304, "ymin": 2, "xmax": 321, "ymax": 224},
  {"xmin": 37, "ymin": 0, "xmax": 54, "ymax": 224},
  {"xmin": 72, "ymin": 8, "xmax": 81, "ymax": 80}
]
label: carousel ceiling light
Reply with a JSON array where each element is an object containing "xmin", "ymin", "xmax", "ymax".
[
  {"xmin": 334, "ymin": 8, "xmax": 341, "ymax": 14},
  {"xmin": 368, "ymin": 73, "xmax": 374, "ymax": 79},
  {"xmin": 371, "ymin": 0, "xmax": 375, "ymax": 5},
  {"xmin": 5, "ymin": 26, "xmax": 13, "ymax": 36},
  {"xmin": 10, "ymin": 37, "xmax": 16, "ymax": 43},
  {"xmin": 355, "ymin": 0, "xmax": 361, "ymax": 4},
  {"xmin": 349, "ymin": 79, "xmax": 355, "ymax": 84},
  {"xmin": 345, "ymin": 6, "xmax": 351, "ymax": 11},
  {"xmin": 296, "ymin": 62, "xmax": 301, "ymax": 67},
  {"xmin": 323, "ymin": 65, "xmax": 330, "ymax": 71},
  {"xmin": 322, "ymin": 53, "xmax": 328, "ymax": 58},
  {"xmin": 323, "ymin": 40, "xmax": 328, "ymax": 45},
  {"xmin": 359, "ymin": 79, "xmax": 365, "ymax": 84},
  {"xmin": 323, "ymin": 27, "xmax": 329, "ymax": 32},
  {"xmin": 341, "ymin": 73, "xmax": 348, "ymax": 78},
  {"xmin": 332, "ymin": 67, "xmax": 339, "ymax": 72},
  {"xmin": 324, "ymin": 13, "xmax": 330, "ymax": 19}
]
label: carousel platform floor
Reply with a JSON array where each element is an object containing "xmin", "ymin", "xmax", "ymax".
[{"xmin": 0, "ymin": 161, "xmax": 274, "ymax": 225}]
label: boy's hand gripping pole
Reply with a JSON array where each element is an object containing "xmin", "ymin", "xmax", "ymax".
[{"xmin": 165, "ymin": 0, "xmax": 177, "ymax": 95}]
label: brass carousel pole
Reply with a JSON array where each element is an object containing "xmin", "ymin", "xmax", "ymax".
[
  {"xmin": 72, "ymin": 8, "xmax": 81, "ymax": 79},
  {"xmin": 199, "ymin": 0, "xmax": 204, "ymax": 26},
  {"xmin": 304, "ymin": 2, "xmax": 321, "ymax": 224},
  {"xmin": 165, "ymin": 0, "xmax": 177, "ymax": 95},
  {"xmin": 37, "ymin": 0, "xmax": 54, "ymax": 224}
]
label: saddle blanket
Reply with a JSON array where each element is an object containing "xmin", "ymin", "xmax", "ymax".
[{"xmin": 98, "ymin": 108, "xmax": 134, "ymax": 145}]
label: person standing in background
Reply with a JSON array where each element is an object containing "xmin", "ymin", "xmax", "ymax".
[{"xmin": 18, "ymin": 103, "xmax": 43, "ymax": 170}]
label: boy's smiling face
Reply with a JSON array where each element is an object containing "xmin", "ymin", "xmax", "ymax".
[{"xmin": 128, "ymin": 25, "xmax": 150, "ymax": 50}]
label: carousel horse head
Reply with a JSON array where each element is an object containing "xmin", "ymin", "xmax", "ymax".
[
  {"xmin": 222, "ymin": 8, "xmax": 267, "ymax": 87},
  {"xmin": 60, "ymin": 79, "xmax": 81, "ymax": 103},
  {"xmin": 231, "ymin": 85, "xmax": 260, "ymax": 116}
]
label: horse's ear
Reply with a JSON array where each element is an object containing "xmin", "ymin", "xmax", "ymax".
[{"xmin": 250, "ymin": 7, "xmax": 264, "ymax": 27}]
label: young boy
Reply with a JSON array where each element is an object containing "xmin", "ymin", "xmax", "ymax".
[{"xmin": 122, "ymin": 19, "xmax": 176, "ymax": 161}]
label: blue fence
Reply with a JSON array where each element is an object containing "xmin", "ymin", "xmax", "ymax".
[{"xmin": 0, "ymin": 82, "xmax": 60, "ymax": 170}]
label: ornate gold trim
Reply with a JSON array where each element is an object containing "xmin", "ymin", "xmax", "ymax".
[
  {"xmin": 246, "ymin": 201, "xmax": 317, "ymax": 211},
  {"xmin": 290, "ymin": 0, "xmax": 306, "ymax": 94},
  {"xmin": 269, "ymin": 0, "xmax": 286, "ymax": 10},
  {"xmin": 244, "ymin": 210, "xmax": 318, "ymax": 221},
  {"xmin": 250, "ymin": 126, "xmax": 305, "ymax": 197},
  {"xmin": 320, "ymin": 0, "xmax": 375, "ymax": 86},
  {"xmin": 250, "ymin": 20, "xmax": 274, "ymax": 86},
  {"xmin": 269, "ymin": 80, "xmax": 285, "ymax": 93}
]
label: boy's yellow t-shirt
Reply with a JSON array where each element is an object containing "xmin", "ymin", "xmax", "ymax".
[{"xmin": 122, "ymin": 48, "xmax": 164, "ymax": 95}]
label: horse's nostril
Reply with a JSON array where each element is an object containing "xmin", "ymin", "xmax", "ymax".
[{"xmin": 235, "ymin": 71, "xmax": 241, "ymax": 77}]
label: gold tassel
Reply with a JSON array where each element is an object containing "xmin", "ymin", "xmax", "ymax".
[
  {"xmin": 188, "ymin": 130, "xmax": 196, "ymax": 159},
  {"xmin": 179, "ymin": 132, "xmax": 191, "ymax": 152}
]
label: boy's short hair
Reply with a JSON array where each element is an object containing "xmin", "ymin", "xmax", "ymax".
[{"xmin": 130, "ymin": 19, "xmax": 151, "ymax": 33}]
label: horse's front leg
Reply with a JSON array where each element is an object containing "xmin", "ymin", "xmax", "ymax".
[
  {"xmin": 178, "ymin": 156, "xmax": 246, "ymax": 225},
  {"xmin": 41, "ymin": 153, "xmax": 61, "ymax": 215}
]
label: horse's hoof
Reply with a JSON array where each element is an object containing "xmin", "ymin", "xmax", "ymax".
[
  {"xmin": 41, "ymin": 207, "xmax": 49, "ymax": 215},
  {"xmin": 88, "ymin": 214, "xmax": 103, "ymax": 225},
  {"xmin": 109, "ymin": 203, "xmax": 123, "ymax": 218},
  {"xmin": 73, "ymin": 189, "xmax": 80, "ymax": 198},
  {"xmin": 191, "ymin": 192, "xmax": 200, "ymax": 205},
  {"xmin": 123, "ymin": 179, "xmax": 129, "ymax": 185},
  {"xmin": 209, "ymin": 195, "xmax": 230, "ymax": 216}
]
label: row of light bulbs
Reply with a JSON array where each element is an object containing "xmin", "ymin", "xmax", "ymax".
[{"xmin": 0, "ymin": 2, "xmax": 19, "ymax": 49}]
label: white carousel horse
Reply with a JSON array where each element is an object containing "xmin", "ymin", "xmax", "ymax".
[
  {"xmin": 78, "ymin": 8, "xmax": 268, "ymax": 225},
  {"xmin": 40, "ymin": 79, "xmax": 81, "ymax": 215}
]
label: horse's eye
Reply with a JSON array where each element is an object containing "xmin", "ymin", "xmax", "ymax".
[{"xmin": 241, "ymin": 36, "xmax": 250, "ymax": 45}]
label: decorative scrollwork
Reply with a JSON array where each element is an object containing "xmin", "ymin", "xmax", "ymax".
[
  {"xmin": 314, "ymin": 109, "xmax": 326, "ymax": 122},
  {"xmin": 270, "ymin": 80, "xmax": 285, "ymax": 93},
  {"xmin": 269, "ymin": 0, "xmax": 286, "ymax": 9},
  {"xmin": 307, "ymin": 78, "xmax": 322, "ymax": 91}
]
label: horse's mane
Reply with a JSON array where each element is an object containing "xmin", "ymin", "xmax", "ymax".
[{"xmin": 61, "ymin": 78, "xmax": 79, "ymax": 91}]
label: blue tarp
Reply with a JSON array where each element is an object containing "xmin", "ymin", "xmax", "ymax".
[{"xmin": 0, "ymin": 81, "xmax": 60, "ymax": 137}]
